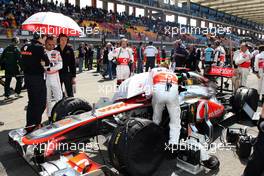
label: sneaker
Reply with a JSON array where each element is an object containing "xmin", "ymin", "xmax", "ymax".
[
  {"xmin": 0, "ymin": 121, "xmax": 4, "ymax": 126},
  {"xmin": 15, "ymin": 93, "xmax": 22, "ymax": 98},
  {"xmin": 4, "ymin": 96, "xmax": 10, "ymax": 100}
]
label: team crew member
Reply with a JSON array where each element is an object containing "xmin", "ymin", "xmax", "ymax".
[
  {"xmin": 145, "ymin": 66, "xmax": 181, "ymax": 145},
  {"xmin": 214, "ymin": 41, "xmax": 226, "ymax": 66},
  {"xmin": 0, "ymin": 37, "xmax": 23, "ymax": 99},
  {"xmin": 45, "ymin": 36, "xmax": 63, "ymax": 118},
  {"xmin": 234, "ymin": 43, "xmax": 252, "ymax": 87},
  {"xmin": 55, "ymin": 33, "xmax": 76, "ymax": 97},
  {"xmin": 20, "ymin": 32, "xmax": 50, "ymax": 132},
  {"xmin": 204, "ymin": 44, "xmax": 214, "ymax": 64},
  {"xmin": 109, "ymin": 38, "xmax": 134, "ymax": 86},
  {"xmin": 144, "ymin": 41, "xmax": 158, "ymax": 72},
  {"xmin": 243, "ymin": 105, "xmax": 264, "ymax": 176},
  {"xmin": 254, "ymin": 45, "xmax": 264, "ymax": 103}
]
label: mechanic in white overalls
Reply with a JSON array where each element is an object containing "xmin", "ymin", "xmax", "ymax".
[
  {"xmin": 109, "ymin": 38, "xmax": 134, "ymax": 86},
  {"xmin": 145, "ymin": 66, "xmax": 181, "ymax": 145},
  {"xmin": 255, "ymin": 45, "xmax": 264, "ymax": 102},
  {"xmin": 234, "ymin": 43, "xmax": 252, "ymax": 87},
  {"xmin": 45, "ymin": 36, "xmax": 63, "ymax": 117},
  {"xmin": 214, "ymin": 41, "xmax": 226, "ymax": 66}
]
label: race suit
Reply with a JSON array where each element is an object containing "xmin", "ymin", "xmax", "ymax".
[
  {"xmin": 234, "ymin": 50, "xmax": 251, "ymax": 87},
  {"xmin": 46, "ymin": 50, "xmax": 63, "ymax": 117},
  {"xmin": 145, "ymin": 67, "xmax": 181, "ymax": 145},
  {"xmin": 255, "ymin": 51, "xmax": 264, "ymax": 95},
  {"xmin": 110, "ymin": 47, "xmax": 134, "ymax": 85},
  {"xmin": 214, "ymin": 46, "xmax": 226, "ymax": 66}
]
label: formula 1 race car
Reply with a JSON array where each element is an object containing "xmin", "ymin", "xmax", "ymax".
[{"xmin": 9, "ymin": 69, "xmax": 259, "ymax": 176}]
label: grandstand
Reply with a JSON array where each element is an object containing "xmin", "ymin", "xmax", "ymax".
[{"xmin": 0, "ymin": 0, "xmax": 263, "ymax": 48}]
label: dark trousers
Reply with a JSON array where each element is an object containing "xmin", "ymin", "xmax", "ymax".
[
  {"xmin": 88, "ymin": 57, "xmax": 93, "ymax": 70},
  {"xmin": 137, "ymin": 59, "xmax": 143, "ymax": 73},
  {"xmin": 4, "ymin": 74, "xmax": 22, "ymax": 97},
  {"xmin": 24, "ymin": 74, "xmax": 46, "ymax": 127},
  {"xmin": 145, "ymin": 57, "xmax": 155, "ymax": 72},
  {"xmin": 60, "ymin": 73, "xmax": 74, "ymax": 97},
  {"xmin": 85, "ymin": 57, "xmax": 88, "ymax": 69},
  {"xmin": 243, "ymin": 132, "xmax": 264, "ymax": 176}
]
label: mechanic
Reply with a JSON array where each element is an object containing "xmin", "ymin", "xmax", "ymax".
[
  {"xmin": 204, "ymin": 44, "xmax": 215, "ymax": 65},
  {"xmin": 109, "ymin": 38, "xmax": 134, "ymax": 86},
  {"xmin": 145, "ymin": 65, "xmax": 181, "ymax": 145},
  {"xmin": 0, "ymin": 37, "xmax": 23, "ymax": 99},
  {"xmin": 234, "ymin": 43, "xmax": 252, "ymax": 87},
  {"xmin": 45, "ymin": 35, "xmax": 63, "ymax": 118},
  {"xmin": 55, "ymin": 33, "xmax": 76, "ymax": 97},
  {"xmin": 214, "ymin": 40, "xmax": 226, "ymax": 66},
  {"xmin": 243, "ymin": 104, "xmax": 264, "ymax": 176},
  {"xmin": 254, "ymin": 45, "xmax": 264, "ymax": 103},
  {"xmin": 170, "ymin": 39, "xmax": 188, "ymax": 71},
  {"xmin": 144, "ymin": 41, "xmax": 158, "ymax": 72},
  {"xmin": 20, "ymin": 32, "xmax": 50, "ymax": 132}
]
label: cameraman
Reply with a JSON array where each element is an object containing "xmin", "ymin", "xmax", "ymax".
[{"xmin": 243, "ymin": 106, "xmax": 264, "ymax": 176}]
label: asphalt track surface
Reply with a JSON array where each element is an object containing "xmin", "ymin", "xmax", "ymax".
[{"xmin": 0, "ymin": 70, "xmax": 261, "ymax": 176}]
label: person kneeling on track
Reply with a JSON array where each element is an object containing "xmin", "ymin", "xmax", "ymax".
[
  {"xmin": 243, "ymin": 105, "xmax": 264, "ymax": 176},
  {"xmin": 145, "ymin": 65, "xmax": 181, "ymax": 145},
  {"xmin": 45, "ymin": 36, "xmax": 63, "ymax": 119}
]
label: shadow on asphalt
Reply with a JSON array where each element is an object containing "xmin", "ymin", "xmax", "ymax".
[
  {"xmin": 0, "ymin": 116, "xmax": 257, "ymax": 176},
  {"xmin": 0, "ymin": 129, "xmax": 38, "ymax": 176}
]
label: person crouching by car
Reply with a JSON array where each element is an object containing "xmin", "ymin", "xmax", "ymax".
[
  {"xmin": 144, "ymin": 65, "xmax": 181, "ymax": 146},
  {"xmin": 243, "ymin": 104, "xmax": 264, "ymax": 176},
  {"xmin": 109, "ymin": 38, "xmax": 133, "ymax": 86},
  {"xmin": 45, "ymin": 35, "xmax": 63, "ymax": 119},
  {"xmin": 55, "ymin": 33, "xmax": 76, "ymax": 97}
]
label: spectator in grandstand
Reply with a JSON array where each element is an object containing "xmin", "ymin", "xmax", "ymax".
[
  {"xmin": 204, "ymin": 44, "xmax": 215, "ymax": 65},
  {"xmin": 144, "ymin": 41, "xmax": 158, "ymax": 72},
  {"xmin": 137, "ymin": 42, "xmax": 144, "ymax": 73},
  {"xmin": 214, "ymin": 40, "xmax": 226, "ymax": 66},
  {"xmin": 0, "ymin": 37, "xmax": 23, "ymax": 99},
  {"xmin": 77, "ymin": 42, "xmax": 85, "ymax": 73},
  {"xmin": 171, "ymin": 40, "xmax": 188, "ymax": 71},
  {"xmin": 110, "ymin": 38, "xmax": 134, "ymax": 86},
  {"xmin": 55, "ymin": 34, "xmax": 76, "ymax": 97},
  {"xmin": 234, "ymin": 42, "xmax": 251, "ymax": 87}
]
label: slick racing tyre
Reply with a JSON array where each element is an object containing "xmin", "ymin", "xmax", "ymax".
[
  {"xmin": 108, "ymin": 118, "xmax": 165, "ymax": 176},
  {"xmin": 51, "ymin": 97, "xmax": 92, "ymax": 122},
  {"xmin": 232, "ymin": 87, "xmax": 259, "ymax": 120}
]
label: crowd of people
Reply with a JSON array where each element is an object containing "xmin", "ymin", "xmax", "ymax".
[
  {"xmin": 0, "ymin": 32, "xmax": 264, "ymax": 175},
  {"xmin": 0, "ymin": 0, "xmax": 262, "ymax": 45}
]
